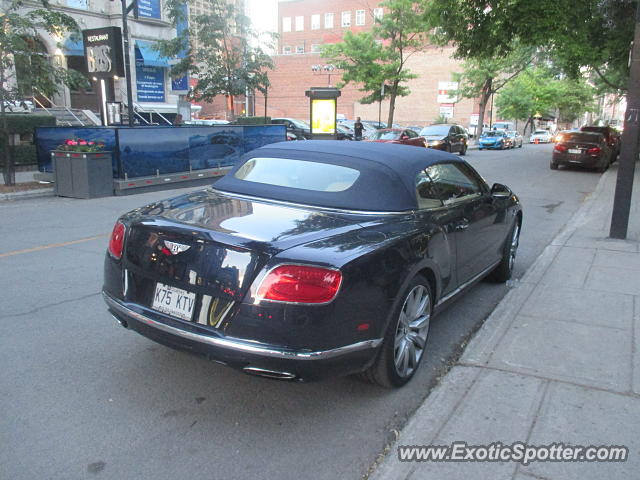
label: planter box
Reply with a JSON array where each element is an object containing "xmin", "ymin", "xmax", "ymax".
[{"xmin": 52, "ymin": 151, "xmax": 113, "ymax": 199}]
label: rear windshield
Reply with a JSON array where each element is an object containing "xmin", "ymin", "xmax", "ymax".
[
  {"xmin": 420, "ymin": 125, "xmax": 450, "ymax": 136},
  {"xmin": 562, "ymin": 133, "xmax": 602, "ymax": 143},
  {"xmin": 234, "ymin": 157, "xmax": 360, "ymax": 192},
  {"xmin": 482, "ymin": 131, "xmax": 503, "ymax": 137},
  {"xmin": 370, "ymin": 130, "xmax": 401, "ymax": 140},
  {"xmin": 534, "ymin": 130, "xmax": 548, "ymax": 135}
]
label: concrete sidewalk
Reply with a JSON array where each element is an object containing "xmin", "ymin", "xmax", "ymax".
[{"xmin": 372, "ymin": 162, "xmax": 640, "ymax": 480}]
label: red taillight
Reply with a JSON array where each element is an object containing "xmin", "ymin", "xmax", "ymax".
[
  {"xmin": 587, "ymin": 147, "xmax": 601, "ymax": 155},
  {"xmin": 554, "ymin": 144, "xmax": 567, "ymax": 152},
  {"xmin": 257, "ymin": 265, "xmax": 342, "ymax": 304},
  {"xmin": 108, "ymin": 221, "xmax": 126, "ymax": 259}
]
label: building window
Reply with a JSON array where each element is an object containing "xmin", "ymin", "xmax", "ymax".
[
  {"xmin": 295, "ymin": 16, "xmax": 304, "ymax": 31},
  {"xmin": 283, "ymin": 46, "xmax": 292, "ymax": 55},
  {"xmin": 311, "ymin": 44, "xmax": 321, "ymax": 53},
  {"xmin": 373, "ymin": 8, "xmax": 384, "ymax": 21},
  {"xmin": 282, "ymin": 17, "xmax": 291, "ymax": 32},
  {"xmin": 296, "ymin": 45, "xmax": 304, "ymax": 54},
  {"xmin": 341, "ymin": 11, "xmax": 351, "ymax": 27},
  {"xmin": 311, "ymin": 14, "xmax": 320, "ymax": 30},
  {"xmin": 66, "ymin": 0, "xmax": 88, "ymax": 8},
  {"xmin": 325, "ymin": 12, "xmax": 334, "ymax": 28},
  {"xmin": 356, "ymin": 10, "xmax": 365, "ymax": 26}
]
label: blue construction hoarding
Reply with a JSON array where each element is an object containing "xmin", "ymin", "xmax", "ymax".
[{"xmin": 35, "ymin": 125, "xmax": 287, "ymax": 179}]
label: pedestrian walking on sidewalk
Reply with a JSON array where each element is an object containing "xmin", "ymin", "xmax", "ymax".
[{"xmin": 354, "ymin": 117, "xmax": 364, "ymax": 141}]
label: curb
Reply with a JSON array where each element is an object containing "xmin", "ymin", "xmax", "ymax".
[{"xmin": 0, "ymin": 188, "xmax": 54, "ymax": 202}]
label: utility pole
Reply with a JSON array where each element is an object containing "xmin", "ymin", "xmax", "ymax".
[
  {"xmin": 121, "ymin": 0, "xmax": 137, "ymax": 127},
  {"xmin": 610, "ymin": 1, "xmax": 640, "ymax": 239}
]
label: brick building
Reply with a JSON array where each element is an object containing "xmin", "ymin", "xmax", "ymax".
[{"xmin": 258, "ymin": 0, "xmax": 480, "ymax": 128}]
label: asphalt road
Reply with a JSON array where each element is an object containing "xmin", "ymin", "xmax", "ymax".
[{"xmin": 0, "ymin": 143, "xmax": 602, "ymax": 480}]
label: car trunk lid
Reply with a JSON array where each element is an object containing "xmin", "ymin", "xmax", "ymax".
[{"xmin": 120, "ymin": 189, "xmax": 369, "ymax": 324}]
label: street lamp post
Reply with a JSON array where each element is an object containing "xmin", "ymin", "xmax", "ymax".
[
  {"xmin": 311, "ymin": 64, "xmax": 337, "ymax": 86},
  {"xmin": 121, "ymin": 0, "xmax": 137, "ymax": 127}
]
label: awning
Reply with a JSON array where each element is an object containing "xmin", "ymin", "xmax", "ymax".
[
  {"xmin": 63, "ymin": 37, "xmax": 84, "ymax": 56},
  {"xmin": 134, "ymin": 40, "xmax": 169, "ymax": 68}
]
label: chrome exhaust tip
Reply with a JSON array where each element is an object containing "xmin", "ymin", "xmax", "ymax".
[
  {"xmin": 111, "ymin": 314, "xmax": 128, "ymax": 329},
  {"xmin": 243, "ymin": 366, "xmax": 297, "ymax": 380}
]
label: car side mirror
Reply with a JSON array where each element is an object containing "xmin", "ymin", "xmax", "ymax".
[{"xmin": 491, "ymin": 183, "xmax": 512, "ymax": 198}]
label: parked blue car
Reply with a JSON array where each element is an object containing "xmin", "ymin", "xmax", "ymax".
[{"xmin": 479, "ymin": 131, "xmax": 509, "ymax": 150}]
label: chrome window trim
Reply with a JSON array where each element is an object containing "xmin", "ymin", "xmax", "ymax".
[
  {"xmin": 104, "ymin": 292, "xmax": 382, "ymax": 360},
  {"xmin": 211, "ymin": 188, "xmax": 415, "ymax": 216}
]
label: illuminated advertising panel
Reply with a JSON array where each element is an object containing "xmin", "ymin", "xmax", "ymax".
[{"xmin": 311, "ymin": 99, "xmax": 336, "ymax": 135}]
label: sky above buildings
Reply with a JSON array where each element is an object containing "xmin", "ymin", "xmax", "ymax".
[{"xmin": 247, "ymin": 0, "xmax": 278, "ymax": 50}]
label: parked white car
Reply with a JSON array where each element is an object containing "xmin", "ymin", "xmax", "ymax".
[{"xmin": 529, "ymin": 130, "xmax": 552, "ymax": 143}]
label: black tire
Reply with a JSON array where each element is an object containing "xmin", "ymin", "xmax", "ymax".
[
  {"xmin": 488, "ymin": 220, "xmax": 520, "ymax": 283},
  {"xmin": 519, "ymin": 143, "xmax": 523, "ymax": 148},
  {"xmin": 550, "ymin": 162, "xmax": 558, "ymax": 170},
  {"xmin": 459, "ymin": 143, "xmax": 467, "ymax": 156},
  {"xmin": 360, "ymin": 275, "xmax": 433, "ymax": 388}
]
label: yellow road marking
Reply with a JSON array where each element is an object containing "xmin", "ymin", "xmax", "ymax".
[{"xmin": 0, "ymin": 234, "xmax": 108, "ymax": 258}]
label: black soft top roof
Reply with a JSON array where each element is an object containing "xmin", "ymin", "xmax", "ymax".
[{"xmin": 214, "ymin": 140, "xmax": 464, "ymax": 212}]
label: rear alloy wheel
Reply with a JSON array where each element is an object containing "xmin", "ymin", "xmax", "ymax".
[
  {"xmin": 488, "ymin": 220, "xmax": 520, "ymax": 282},
  {"xmin": 360, "ymin": 276, "xmax": 432, "ymax": 388}
]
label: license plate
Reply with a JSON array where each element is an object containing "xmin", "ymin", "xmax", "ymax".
[
  {"xmin": 568, "ymin": 148, "xmax": 582, "ymax": 154},
  {"xmin": 152, "ymin": 283, "xmax": 196, "ymax": 321}
]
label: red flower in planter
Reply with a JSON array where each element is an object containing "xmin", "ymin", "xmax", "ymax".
[{"xmin": 56, "ymin": 138, "xmax": 106, "ymax": 153}]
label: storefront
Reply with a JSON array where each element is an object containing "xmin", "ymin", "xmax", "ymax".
[{"xmin": 134, "ymin": 40, "xmax": 168, "ymax": 103}]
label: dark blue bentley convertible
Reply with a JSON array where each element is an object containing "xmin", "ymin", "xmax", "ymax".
[{"xmin": 103, "ymin": 141, "xmax": 522, "ymax": 387}]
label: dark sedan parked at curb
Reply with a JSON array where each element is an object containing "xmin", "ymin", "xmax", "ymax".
[
  {"xmin": 271, "ymin": 118, "xmax": 312, "ymax": 139},
  {"xmin": 580, "ymin": 125, "xmax": 620, "ymax": 160},
  {"xmin": 420, "ymin": 124, "xmax": 468, "ymax": 155},
  {"xmin": 366, "ymin": 128, "xmax": 427, "ymax": 147},
  {"xmin": 103, "ymin": 142, "xmax": 522, "ymax": 387},
  {"xmin": 551, "ymin": 131, "xmax": 611, "ymax": 172}
]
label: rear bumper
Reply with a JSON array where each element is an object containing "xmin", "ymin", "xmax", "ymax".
[
  {"xmin": 103, "ymin": 291, "xmax": 382, "ymax": 381},
  {"xmin": 552, "ymin": 153, "xmax": 602, "ymax": 167}
]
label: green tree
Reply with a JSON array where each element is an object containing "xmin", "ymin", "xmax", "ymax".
[
  {"xmin": 495, "ymin": 68, "xmax": 596, "ymax": 133},
  {"xmin": 425, "ymin": 0, "xmax": 636, "ymax": 93},
  {"xmin": 452, "ymin": 45, "xmax": 534, "ymax": 137},
  {"xmin": 161, "ymin": 0, "xmax": 273, "ymax": 120},
  {"xmin": 0, "ymin": 1, "xmax": 79, "ymax": 186},
  {"xmin": 322, "ymin": 0, "xmax": 428, "ymax": 125}
]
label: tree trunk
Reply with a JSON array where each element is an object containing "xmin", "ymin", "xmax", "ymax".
[
  {"xmin": 387, "ymin": 81, "xmax": 399, "ymax": 127},
  {"xmin": 226, "ymin": 94, "xmax": 236, "ymax": 121},
  {"xmin": 475, "ymin": 78, "xmax": 492, "ymax": 141},
  {"xmin": 0, "ymin": 66, "xmax": 15, "ymax": 186}
]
